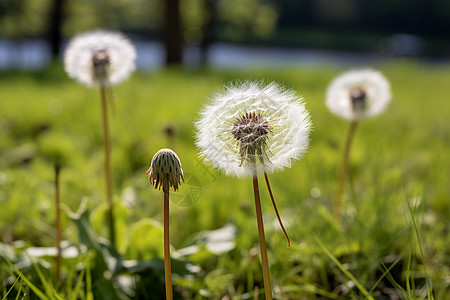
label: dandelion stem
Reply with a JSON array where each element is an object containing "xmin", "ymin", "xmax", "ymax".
[
  {"xmin": 264, "ymin": 172, "xmax": 290, "ymax": 248},
  {"xmin": 335, "ymin": 120, "xmax": 358, "ymax": 219},
  {"xmin": 163, "ymin": 185, "xmax": 173, "ymax": 300},
  {"xmin": 252, "ymin": 175, "xmax": 273, "ymax": 300},
  {"xmin": 100, "ymin": 86, "xmax": 116, "ymax": 247},
  {"xmin": 54, "ymin": 163, "xmax": 62, "ymax": 283}
]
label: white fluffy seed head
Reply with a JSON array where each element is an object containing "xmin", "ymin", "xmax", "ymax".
[
  {"xmin": 195, "ymin": 81, "xmax": 312, "ymax": 178},
  {"xmin": 64, "ymin": 30, "xmax": 136, "ymax": 87},
  {"xmin": 326, "ymin": 69, "xmax": 391, "ymax": 121},
  {"xmin": 146, "ymin": 149, "xmax": 185, "ymax": 192}
]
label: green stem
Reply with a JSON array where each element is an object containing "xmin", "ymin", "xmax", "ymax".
[
  {"xmin": 335, "ymin": 120, "xmax": 358, "ymax": 220},
  {"xmin": 100, "ymin": 86, "xmax": 115, "ymax": 247},
  {"xmin": 252, "ymin": 175, "xmax": 273, "ymax": 300},
  {"xmin": 54, "ymin": 164, "xmax": 61, "ymax": 283},
  {"xmin": 264, "ymin": 172, "xmax": 290, "ymax": 248},
  {"xmin": 164, "ymin": 187, "xmax": 173, "ymax": 300}
]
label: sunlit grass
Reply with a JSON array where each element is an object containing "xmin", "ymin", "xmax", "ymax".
[{"xmin": 1, "ymin": 60, "xmax": 449, "ymax": 298}]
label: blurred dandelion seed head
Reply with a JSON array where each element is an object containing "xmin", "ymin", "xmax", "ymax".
[
  {"xmin": 326, "ymin": 69, "xmax": 391, "ymax": 120},
  {"xmin": 64, "ymin": 30, "xmax": 136, "ymax": 87},
  {"xmin": 196, "ymin": 81, "xmax": 312, "ymax": 178},
  {"xmin": 146, "ymin": 148, "xmax": 185, "ymax": 192}
]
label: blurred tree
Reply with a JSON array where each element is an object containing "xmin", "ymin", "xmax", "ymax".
[
  {"xmin": 181, "ymin": 0, "xmax": 211, "ymax": 64},
  {"xmin": 164, "ymin": 0, "xmax": 183, "ymax": 65},
  {"xmin": 2, "ymin": 0, "xmax": 448, "ymax": 66},
  {"xmin": 48, "ymin": 0, "xmax": 65, "ymax": 58},
  {"xmin": 0, "ymin": 0, "xmax": 51, "ymax": 38},
  {"xmin": 200, "ymin": 0, "xmax": 216, "ymax": 65},
  {"xmin": 217, "ymin": 0, "xmax": 278, "ymax": 42},
  {"xmin": 181, "ymin": 0, "xmax": 278, "ymax": 64}
]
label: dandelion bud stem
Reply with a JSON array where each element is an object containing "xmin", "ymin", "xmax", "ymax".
[
  {"xmin": 264, "ymin": 173, "xmax": 290, "ymax": 248},
  {"xmin": 146, "ymin": 149, "xmax": 184, "ymax": 300},
  {"xmin": 163, "ymin": 182, "xmax": 173, "ymax": 300}
]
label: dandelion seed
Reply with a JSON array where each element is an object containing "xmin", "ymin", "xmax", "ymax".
[
  {"xmin": 196, "ymin": 81, "xmax": 312, "ymax": 299},
  {"xmin": 64, "ymin": 30, "xmax": 136, "ymax": 87},
  {"xmin": 326, "ymin": 69, "xmax": 391, "ymax": 121}
]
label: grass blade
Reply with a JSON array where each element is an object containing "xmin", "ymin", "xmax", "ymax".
[
  {"xmin": 85, "ymin": 254, "xmax": 94, "ymax": 300},
  {"xmin": 405, "ymin": 227, "xmax": 413, "ymax": 297},
  {"xmin": 315, "ymin": 238, "xmax": 375, "ymax": 300},
  {"xmin": 30, "ymin": 258, "xmax": 55, "ymax": 299},
  {"xmin": 405, "ymin": 195, "xmax": 434, "ymax": 300},
  {"xmin": 68, "ymin": 268, "xmax": 86, "ymax": 300},
  {"xmin": 3, "ymin": 258, "xmax": 48, "ymax": 300},
  {"xmin": 2, "ymin": 271, "xmax": 22, "ymax": 300},
  {"xmin": 13, "ymin": 280, "xmax": 23, "ymax": 300},
  {"xmin": 379, "ymin": 261, "xmax": 409, "ymax": 299},
  {"xmin": 368, "ymin": 254, "xmax": 403, "ymax": 295}
]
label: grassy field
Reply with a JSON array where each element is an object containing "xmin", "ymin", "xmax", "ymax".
[{"xmin": 0, "ymin": 60, "xmax": 449, "ymax": 299}]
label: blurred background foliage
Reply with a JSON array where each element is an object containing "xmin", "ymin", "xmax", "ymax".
[{"xmin": 0, "ymin": 0, "xmax": 449, "ymax": 60}]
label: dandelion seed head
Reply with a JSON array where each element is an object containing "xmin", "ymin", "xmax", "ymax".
[
  {"xmin": 64, "ymin": 30, "xmax": 136, "ymax": 87},
  {"xmin": 196, "ymin": 81, "xmax": 312, "ymax": 178},
  {"xmin": 326, "ymin": 69, "xmax": 391, "ymax": 120},
  {"xmin": 146, "ymin": 149, "xmax": 184, "ymax": 192}
]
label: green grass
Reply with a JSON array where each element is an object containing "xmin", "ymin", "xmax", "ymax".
[{"xmin": 0, "ymin": 60, "xmax": 449, "ymax": 299}]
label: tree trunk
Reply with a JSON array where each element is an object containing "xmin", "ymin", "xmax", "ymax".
[
  {"xmin": 164, "ymin": 0, "xmax": 183, "ymax": 65},
  {"xmin": 48, "ymin": 0, "xmax": 64, "ymax": 58},
  {"xmin": 199, "ymin": 0, "xmax": 216, "ymax": 66}
]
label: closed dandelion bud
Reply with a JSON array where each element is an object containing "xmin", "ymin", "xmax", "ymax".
[
  {"xmin": 146, "ymin": 149, "xmax": 185, "ymax": 192},
  {"xmin": 146, "ymin": 149, "xmax": 184, "ymax": 299},
  {"xmin": 326, "ymin": 69, "xmax": 391, "ymax": 121},
  {"xmin": 64, "ymin": 30, "xmax": 136, "ymax": 87}
]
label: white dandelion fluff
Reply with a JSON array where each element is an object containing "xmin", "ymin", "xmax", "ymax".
[
  {"xmin": 196, "ymin": 81, "xmax": 312, "ymax": 178},
  {"xmin": 64, "ymin": 30, "xmax": 136, "ymax": 87},
  {"xmin": 326, "ymin": 69, "xmax": 391, "ymax": 121}
]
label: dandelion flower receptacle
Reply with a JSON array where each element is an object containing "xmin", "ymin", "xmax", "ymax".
[
  {"xmin": 146, "ymin": 149, "xmax": 184, "ymax": 300},
  {"xmin": 63, "ymin": 30, "xmax": 136, "ymax": 248},
  {"xmin": 196, "ymin": 81, "xmax": 312, "ymax": 299},
  {"xmin": 326, "ymin": 69, "xmax": 391, "ymax": 219}
]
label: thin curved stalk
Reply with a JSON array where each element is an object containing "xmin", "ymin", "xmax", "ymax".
[
  {"xmin": 335, "ymin": 120, "xmax": 358, "ymax": 220},
  {"xmin": 264, "ymin": 172, "xmax": 290, "ymax": 248},
  {"xmin": 164, "ymin": 187, "xmax": 173, "ymax": 300},
  {"xmin": 100, "ymin": 86, "xmax": 116, "ymax": 247},
  {"xmin": 252, "ymin": 175, "xmax": 273, "ymax": 300},
  {"xmin": 54, "ymin": 164, "xmax": 61, "ymax": 283}
]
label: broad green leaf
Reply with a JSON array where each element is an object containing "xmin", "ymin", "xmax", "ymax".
[{"xmin": 125, "ymin": 218, "xmax": 164, "ymax": 261}]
